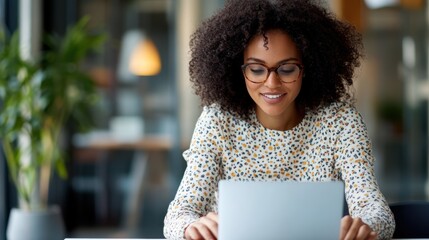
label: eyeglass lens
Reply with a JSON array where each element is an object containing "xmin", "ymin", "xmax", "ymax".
[{"xmin": 243, "ymin": 63, "xmax": 301, "ymax": 83}]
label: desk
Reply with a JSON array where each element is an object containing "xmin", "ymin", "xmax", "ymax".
[
  {"xmin": 88, "ymin": 137, "xmax": 172, "ymax": 151},
  {"xmin": 65, "ymin": 238, "xmax": 428, "ymax": 240},
  {"xmin": 74, "ymin": 134, "xmax": 173, "ymax": 231}
]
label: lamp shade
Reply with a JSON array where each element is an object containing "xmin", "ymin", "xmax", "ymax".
[
  {"xmin": 117, "ymin": 30, "xmax": 161, "ymax": 82},
  {"xmin": 129, "ymin": 38, "xmax": 161, "ymax": 76}
]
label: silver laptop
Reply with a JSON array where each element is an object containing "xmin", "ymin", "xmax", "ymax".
[{"xmin": 218, "ymin": 180, "xmax": 344, "ymax": 240}]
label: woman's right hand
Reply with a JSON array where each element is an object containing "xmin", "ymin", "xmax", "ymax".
[{"xmin": 185, "ymin": 212, "xmax": 219, "ymax": 240}]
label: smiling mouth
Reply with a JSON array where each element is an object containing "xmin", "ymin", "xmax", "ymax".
[{"xmin": 262, "ymin": 93, "xmax": 285, "ymax": 99}]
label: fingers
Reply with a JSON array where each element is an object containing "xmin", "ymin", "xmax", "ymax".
[
  {"xmin": 355, "ymin": 223, "xmax": 371, "ymax": 239},
  {"xmin": 185, "ymin": 212, "xmax": 219, "ymax": 240},
  {"xmin": 200, "ymin": 213, "xmax": 219, "ymax": 238},
  {"xmin": 345, "ymin": 217, "xmax": 364, "ymax": 239},
  {"xmin": 340, "ymin": 216, "xmax": 377, "ymax": 240},
  {"xmin": 186, "ymin": 222, "xmax": 216, "ymax": 240},
  {"xmin": 366, "ymin": 231, "xmax": 378, "ymax": 240},
  {"xmin": 206, "ymin": 212, "xmax": 219, "ymax": 222},
  {"xmin": 339, "ymin": 216, "xmax": 353, "ymax": 239}
]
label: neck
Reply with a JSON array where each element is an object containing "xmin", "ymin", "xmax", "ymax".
[{"xmin": 256, "ymin": 105, "xmax": 304, "ymax": 131}]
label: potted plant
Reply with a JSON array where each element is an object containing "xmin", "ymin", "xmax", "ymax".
[{"xmin": 0, "ymin": 17, "xmax": 105, "ymax": 240}]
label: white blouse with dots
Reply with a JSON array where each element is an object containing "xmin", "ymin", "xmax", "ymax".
[{"xmin": 164, "ymin": 102, "xmax": 395, "ymax": 240}]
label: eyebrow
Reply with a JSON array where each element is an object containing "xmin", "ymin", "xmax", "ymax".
[{"xmin": 245, "ymin": 57, "xmax": 301, "ymax": 64}]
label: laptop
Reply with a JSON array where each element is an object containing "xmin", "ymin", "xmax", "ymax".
[{"xmin": 218, "ymin": 180, "xmax": 344, "ymax": 240}]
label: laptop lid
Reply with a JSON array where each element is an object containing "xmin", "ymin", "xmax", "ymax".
[{"xmin": 218, "ymin": 180, "xmax": 344, "ymax": 240}]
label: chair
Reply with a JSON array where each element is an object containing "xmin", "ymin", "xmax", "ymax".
[{"xmin": 390, "ymin": 201, "xmax": 429, "ymax": 238}]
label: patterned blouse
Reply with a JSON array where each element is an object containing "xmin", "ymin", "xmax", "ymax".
[{"xmin": 164, "ymin": 102, "xmax": 395, "ymax": 240}]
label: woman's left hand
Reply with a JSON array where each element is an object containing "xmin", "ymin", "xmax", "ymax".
[{"xmin": 339, "ymin": 216, "xmax": 377, "ymax": 240}]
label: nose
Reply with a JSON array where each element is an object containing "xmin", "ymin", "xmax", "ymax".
[{"xmin": 264, "ymin": 70, "xmax": 282, "ymax": 88}]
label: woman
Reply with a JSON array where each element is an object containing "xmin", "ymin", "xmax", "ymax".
[{"xmin": 164, "ymin": 0, "xmax": 395, "ymax": 239}]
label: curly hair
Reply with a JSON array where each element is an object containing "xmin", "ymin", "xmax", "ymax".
[{"xmin": 189, "ymin": 0, "xmax": 363, "ymax": 119}]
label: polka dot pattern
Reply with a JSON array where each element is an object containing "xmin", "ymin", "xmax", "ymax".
[{"xmin": 164, "ymin": 102, "xmax": 395, "ymax": 240}]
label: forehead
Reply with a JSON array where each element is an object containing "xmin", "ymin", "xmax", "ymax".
[{"xmin": 244, "ymin": 30, "xmax": 301, "ymax": 62}]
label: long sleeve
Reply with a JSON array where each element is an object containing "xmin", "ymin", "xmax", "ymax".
[
  {"xmin": 164, "ymin": 106, "xmax": 224, "ymax": 240},
  {"xmin": 164, "ymin": 102, "xmax": 396, "ymax": 239},
  {"xmin": 334, "ymin": 106, "xmax": 395, "ymax": 239}
]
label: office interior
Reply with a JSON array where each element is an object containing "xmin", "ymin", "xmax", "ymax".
[{"xmin": 0, "ymin": 0, "xmax": 428, "ymax": 238}]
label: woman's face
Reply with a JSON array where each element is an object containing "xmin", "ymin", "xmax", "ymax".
[{"xmin": 243, "ymin": 29, "xmax": 303, "ymax": 129}]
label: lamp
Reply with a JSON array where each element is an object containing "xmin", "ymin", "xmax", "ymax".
[
  {"xmin": 129, "ymin": 37, "xmax": 161, "ymax": 76},
  {"xmin": 117, "ymin": 30, "xmax": 161, "ymax": 82},
  {"xmin": 112, "ymin": 30, "xmax": 162, "ymax": 141}
]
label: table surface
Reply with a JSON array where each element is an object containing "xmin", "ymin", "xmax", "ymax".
[
  {"xmin": 65, "ymin": 238, "xmax": 429, "ymax": 240},
  {"xmin": 65, "ymin": 237, "xmax": 429, "ymax": 240},
  {"xmin": 65, "ymin": 239, "xmax": 166, "ymax": 240},
  {"xmin": 82, "ymin": 135, "xmax": 173, "ymax": 151}
]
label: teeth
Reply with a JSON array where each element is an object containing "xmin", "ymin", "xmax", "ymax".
[{"xmin": 264, "ymin": 94, "xmax": 283, "ymax": 99}]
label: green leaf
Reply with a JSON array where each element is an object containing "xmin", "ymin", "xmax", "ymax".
[
  {"xmin": 55, "ymin": 157, "xmax": 68, "ymax": 179},
  {"xmin": 0, "ymin": 16, "xmax": 105, "ymax": 208}
]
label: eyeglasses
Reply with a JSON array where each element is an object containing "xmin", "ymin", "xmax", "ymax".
[{"xmin": 241, "ymin": 62, "xmax": 304, "ymax": 84}]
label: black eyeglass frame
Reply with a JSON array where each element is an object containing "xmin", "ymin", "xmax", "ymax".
[{"xmin": 241, "ymin": 62, "xmax": 304, "ymax": 84}]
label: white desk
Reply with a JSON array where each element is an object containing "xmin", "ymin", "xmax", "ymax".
[{"xmin": 65, "ymin": 238, "xmax": 428, "ymax": 240}]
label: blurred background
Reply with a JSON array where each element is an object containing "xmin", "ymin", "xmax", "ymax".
[{"xmin": 0, "ymin": 0, "xmax": 428, "ymax": 238}]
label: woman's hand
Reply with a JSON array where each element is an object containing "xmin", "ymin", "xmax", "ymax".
[
  {"xmin": 339, "ymin": 216, "xmax": 377, "ymax": 240},
  {"xmin": 185, "ymin": 212, "xmax": 219, "ymax": 240}
]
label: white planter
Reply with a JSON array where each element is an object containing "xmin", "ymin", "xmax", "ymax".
[{"xmin": 6, "ymin": 206, "xmax": 65, "ymax": 240}]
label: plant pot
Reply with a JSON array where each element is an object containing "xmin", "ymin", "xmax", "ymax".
[{"xmin": 6, "ymin": 206, "xmax": 65, "ymax": 240}]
